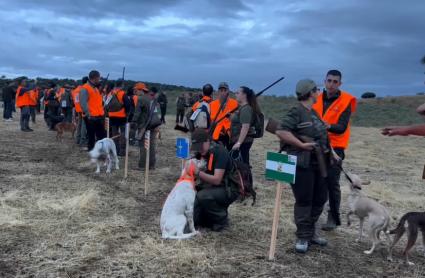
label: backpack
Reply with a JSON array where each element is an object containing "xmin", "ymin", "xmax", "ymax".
[
  {"xmin": 146, "ymin": 99, "xmax": 162, "ymax": 130},
  {"xmin": 250, "ymin": 112, "xmax": 265, "ymax": 138},
  {"xmin": 185, "ymin": 101, "xmax": 211, "ymax": 131},
  {"xmin": 225, "ymin": 150, "xmax": 256, "ymax": 205},
  {"xmin": 105, "ymin": 91, "xmax": 123, "ymax": 112}
]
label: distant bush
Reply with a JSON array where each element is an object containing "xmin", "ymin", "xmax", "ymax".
[
  {"xmin": 416, "ymin": 92, "xmax": 425, "ymax": 96},
  {"xmin": 361, "ymin": 92, "xmax": 376, "ymax": 99}
]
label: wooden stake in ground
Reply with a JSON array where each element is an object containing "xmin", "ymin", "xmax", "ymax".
[
  {"xmin": 265, "ymin": 151, "xmax": 297, "ymax": 260},
  {"xmin": 105, "ymin": 117, "xmax": 110, "ymax": 138},
  {"xmin": 144, "ymin": 130, "xmax": 151, "ymax": 196},
  {"xmin": 268, "ymin": 182, "xmax": 283, "ymax": 260},
  {"xmin": 124, "ymin": 123, "xmax": 130, "ymax": 179}
]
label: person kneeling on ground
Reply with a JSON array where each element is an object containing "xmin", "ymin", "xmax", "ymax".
[{"xmin": 191, "ymin": 129, "xmax": 239, "ymax": 232}]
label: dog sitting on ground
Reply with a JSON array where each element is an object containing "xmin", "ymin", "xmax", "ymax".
[
  {"xmin": 89, "ymin": 138, "xmax": 119, "ymax": 173},
  {"xmin": 346, "ymin": 173, "xmax": 391, "ymax": 255},
  {"xmin": 160, "ymin": 158, "xmax": 206, "ymax": 239},
  {"xmin": 55, "ymin": 121, "xmax": 76, "ymax": 141},
  {"xmin": 387, "ymin": 212, "xmax": 425, "ymax": 265}
]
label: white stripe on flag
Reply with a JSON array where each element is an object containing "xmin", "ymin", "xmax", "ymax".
[{"xmin": 266, "ymin": 160, "xmax": 296, "ymax": 175}]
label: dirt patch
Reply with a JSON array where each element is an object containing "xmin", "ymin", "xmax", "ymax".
[{"xmin": 0, "ymin": 113, "xmax": 424, "ymax": 277}]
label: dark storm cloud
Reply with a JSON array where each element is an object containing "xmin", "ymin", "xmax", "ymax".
[{"xmin": 0, "ymin": 0, "xmax": 424, "ymax": 96}]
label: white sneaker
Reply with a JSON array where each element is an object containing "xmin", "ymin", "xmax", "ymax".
[{"xmin": 5, "ymin": 118, "xmax": 13, "ymax": 122}]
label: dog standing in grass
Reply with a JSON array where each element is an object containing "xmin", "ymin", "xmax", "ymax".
[
  {"xmin": 345, "ymin": 173, "xmax": 391, "ymax": 255},
  {"xmin": 89, "ymin": 138, "xmax": 119, "ymax": 173},
  {"xmin": 160, "ymin": 158, "xmax": 205, "ymax": 239},
  {"xmin": 387, "ymin": 212, "xmax": 425, "ymax": 265},
  {"xmin": 55, "ymin": 121, "xmax": 76, "ymax": 142}
]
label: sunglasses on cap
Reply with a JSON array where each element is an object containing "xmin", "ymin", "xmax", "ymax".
[{"xmin": 326, "ymin": 79, "xmax": 339, "ymax": 84}]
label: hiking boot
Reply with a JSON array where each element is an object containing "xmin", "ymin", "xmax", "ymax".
[
  {"xmin": 212, "ymin": 219, "xmax": 229, "ymax": 232},
  {"xmin": 295, "ymin": 239, "xmax": 309, "ymax": 253},
  {"xmin": 310, "ymin": 236, "xmax": 328, "ymax": 246},
  {"xmin": 26, "ymin": 128, "xmax": 34, "ymax": 132},
  {"xmin": 322, "ymin": 214, "xmax": 337, "ymax": 231}
]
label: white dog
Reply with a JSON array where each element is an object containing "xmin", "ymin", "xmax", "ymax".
[
  {"xmin": 346, "ymin": 172, "xmax": 391, "ymax": 255},
  {"xmin": 160, "ymin": 158, "xmax": 206, "ymax": 239},
  {"xmin": 89, "ymin": 138, "xmax": 119, "ymax": 173}
]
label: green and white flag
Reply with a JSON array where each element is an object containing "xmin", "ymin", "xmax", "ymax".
[{"xmin": 265, "ymin": 152, "xmax": 297, "ymax": 184}]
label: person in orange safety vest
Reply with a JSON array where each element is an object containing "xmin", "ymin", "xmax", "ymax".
[{"xmin": 312, "ymin": 69, "xmax": 357, "ymax": 231}]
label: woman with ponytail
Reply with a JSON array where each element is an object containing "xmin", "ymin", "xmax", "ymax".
[{"xmin": 230, "ymin": 86, "xmax": 261, "ymax": 165}]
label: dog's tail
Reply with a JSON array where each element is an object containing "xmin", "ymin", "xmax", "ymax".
[
  {"xmin": 388, "ymin": 213, "xmax": 410, "ymax": 234},
  {"xmin": 162, "ymin": 231, "xmax": 197, "ymax": 240}
]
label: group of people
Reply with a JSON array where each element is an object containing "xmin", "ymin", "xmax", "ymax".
[{"xmin": 4, "ymin": 68, "xmax": 423, "ymax": 253}]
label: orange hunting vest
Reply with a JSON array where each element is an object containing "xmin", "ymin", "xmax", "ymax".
[
  {"xmin": 16, "ymin": 86, "xmax": 31, "ymax": 108},
  {"xmin": 29, "ymin": 89, "xmax": 39, "ymax": 106},
  {"xmin": 108, "ymin": 89, "xmax": 126, "ymax": 118},
  {"xmin": 312, "ymin": 91, "xmax": 357, "ymax": 149},
  {"xmin": 71, "ymin": 86, "xmax": 82, "ymax": 113},
  {"xmin": 210, "ymin": 97, "xmax": 239, "ymax": 141},
  {"xmin": 44, "ymin": 89, "xmax": 52, "ymax": 105},
  {"xmin": 82, "ymin": 83, "xmax": 104, "ymax": 117}
]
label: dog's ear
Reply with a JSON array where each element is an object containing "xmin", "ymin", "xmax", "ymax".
[{"xmin": 353, "ymin": 185, "xmax": 362, "ymax": 190}]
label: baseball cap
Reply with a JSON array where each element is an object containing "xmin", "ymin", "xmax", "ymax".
[
  {"xmin": 295, "ymin": 79, "xmax": 317, "ymax": 97},
  {"xmin": 134, "ymin": 82, "xmax": 148, "ymax": 92},
  {"xmin": 218, "ymin": 82, "xmax": 229, "ymax": 90},
  {"xmin": 191, "ymin": 129, "xmax": 209, "ymax": 152}
]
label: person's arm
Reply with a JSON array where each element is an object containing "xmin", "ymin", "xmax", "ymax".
[
  {"xmin": 19, "ymin": 87, "xmax": 31, "ymax": 96},
  {"xmin": 326, "ymin": 106, "xmax": 351, "ymax": 134},
  {"xmin": 275, "ymin": 130, "xmax": 315, "ymax": 151},
  {"xmin": 79, "ymin": 88, "xmax": 89, "ymax": 116},
  {"xmin": 123, "ymin": 93, "xmax": 131, "ymax": 114},
  {"xmin": 199, "ymin": 169, "xmax": 225, "ymax": 186},
  {"xmin": 233, "ymin": 106, "xmax": 252, "ymax": 150},
  {"xmin": 382, "ymin": 124, "xmax": 425, "ymax": 136},
  {"xmin": 416, "ymin": 103, "xmax": 425, "ymax": 116}
]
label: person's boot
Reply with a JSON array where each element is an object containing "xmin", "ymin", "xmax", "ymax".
[
  {"xmin": 311, "ymin": 224, "xmax": 328, "ymax": 246},
  {"xmin": 295, "ymin": 239, "xmax": 309, "ymax": 253},
  {"xmin": 322, "ymin": 213, "xmax": 337, "ymax": 231}
]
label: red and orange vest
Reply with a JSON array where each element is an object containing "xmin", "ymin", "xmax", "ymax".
[
  {"xmin": 312, "ymin": 91, "xmax": 357, "ymax": 149},
  {"xmin": 16, "ymin": 86, "xmax": 31, "ymax": 108},
  {"xmin": 210, "ymin": 97, "xmax": 239, "ymax": 141},
  {"xmin": 108, "ymin": 88, "xmax": 126, "ymax": 118}
]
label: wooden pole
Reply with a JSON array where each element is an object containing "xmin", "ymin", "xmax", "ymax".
[
  {"xmin": 144, "ymin": 130, "xmax": 150, "ymax": 196},
  {"xmin": 124, "ymin": 123, "xmax": 130, "ymax": 180},
  {"xmin": 105, "ymin": 117, "xmax": 110, "ymax": 138},
  {"xmin": 268, "ymin": 182, "xmax": 283, "ymax": 260}
]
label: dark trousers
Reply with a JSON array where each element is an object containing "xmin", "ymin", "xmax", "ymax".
[
  {"xmin": 176, "ymin": 108, "xmax": 185, "ymax": 123},
  {"xmin": 160, "ymin": 105, "xmax": 166, "ymax": 123},
  {"xmin": 84, "ymin": 117, "xmax": 106, "ymax": 151},
  {"xmin": 291, "ymin": 166, "xmax": 328, "ymax": 240},
  {"xmin": 325, "ymin": 148, "xmax": 345, "ymax": 226},
  {"xmin": 30, "ymin": 106, "xmax": 36, "ymax": 123},
  {"xmin": 194, "ymin": 186, "xmax": 239, "ymax": 228},
  {"xmin": 20, "ymin": 106, "xmax": 31, "ymax": 130},
  {"xmin": 138, "ymin": 129, "xmax": 157, "ymax": 169},
  {"xmin": 62, "ymin": 108, "xmax": 73, "ymax": 123},
  {"xmin": 110, "ymin": 117, "xmax": 126, "ymax": 156},
  {"xmin": 3, "ymin": 100, "xmax": 13, "ymax": 119},
  {"xmin": 75, "ymin": 113, "xmax": 88, "ymax": 145}
]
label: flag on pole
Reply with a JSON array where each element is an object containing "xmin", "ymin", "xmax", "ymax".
[
  {"xmin": 144, "ymin": 130, "xmax": 151, "ymax": 149},
  {"xmin": 265, "ymin": 152, "xmax": 297, "ymax": 184}
]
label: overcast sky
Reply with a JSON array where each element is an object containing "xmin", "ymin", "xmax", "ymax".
[{"xmin": 0, "ymin": 0, "xmax": 424, "ymax": 96}]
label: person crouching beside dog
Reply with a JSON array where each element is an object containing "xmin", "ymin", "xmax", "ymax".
[
  {"xmin": 275, "ymin": 79, "xmax": 340, "ymax": 253},
  {"xmin": 191, "ymin": 129, "xmax": 239, "ymax": 232}
]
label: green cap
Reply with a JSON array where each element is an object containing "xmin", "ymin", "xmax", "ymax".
[{"xmin": 296, "ymin": 79, "xmax": 317, "ymax": 97}]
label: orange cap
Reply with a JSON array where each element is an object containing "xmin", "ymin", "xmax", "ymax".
[{"xmin": 134, "ymin": 82, "xmax": 148, "ymax": 92}]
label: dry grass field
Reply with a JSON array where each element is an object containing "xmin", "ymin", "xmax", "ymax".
[{"xmin": 0, "ymin": 111, "xmax": 424, "ymax": 277}]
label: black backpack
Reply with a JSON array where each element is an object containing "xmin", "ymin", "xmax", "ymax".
[
  {"xmin": 251, "ymin": 112, "xmax": 265, "ymax": 139},
  {"xmin": 225, "ymin": 150, "xmax": 256, "ymax": 205}
]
